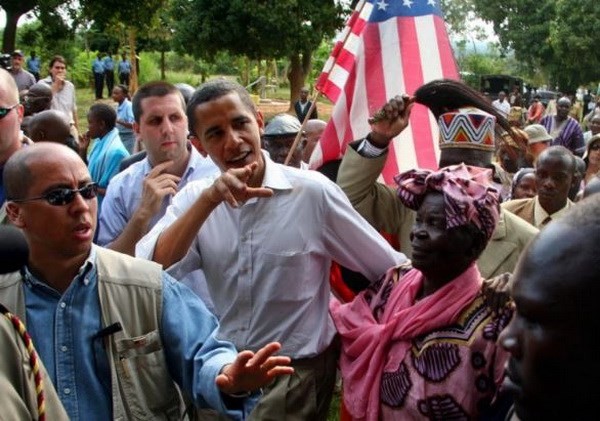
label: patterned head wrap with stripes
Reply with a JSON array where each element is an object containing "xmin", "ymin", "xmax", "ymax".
[{"xmin": 394, "ymin": 163, "xmax": 500, "ymax": 241}]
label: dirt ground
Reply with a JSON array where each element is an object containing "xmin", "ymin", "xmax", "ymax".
[{"xmin": 257, "ymin": 99, "xmax": 334, "ymax": 121}]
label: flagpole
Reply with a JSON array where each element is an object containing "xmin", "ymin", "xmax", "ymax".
[{"xmin": 283, "ymin": 0, "xmax": 369, "ymax": 166}]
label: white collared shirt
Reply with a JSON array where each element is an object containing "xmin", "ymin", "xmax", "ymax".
[
  {"xmin": 533, "ymin": 195, "xmax": 573, "ymax": 227},
  {"xmin": 137, "ymin": 152, "xmax": 406, "ymax": 358}
]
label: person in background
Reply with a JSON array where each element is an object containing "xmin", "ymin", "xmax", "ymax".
[
  {"xmin": 92, "ymin": 53, "xmax": 105, "ymax": 100},
  {"xmin": 112, "ymin": 84, "xmax": 136, "ymax": 154},
  {"xmin": 502, "ymin": 146, "xmax": 576, "ymax": 228},
  {"xmin": 262, "ymin": 113, "xmax": 305, "ymax": 168},
  {"xmin": 540, "ymin": 97, "xmax": 584, "ymax": 156},
  {"xmin": 118, "ymin": 52, "xmax": 131, "ymax": 86},
  {"xmin": 583, "ymin": 113, "xmax": 600, "ymax": 144},
  {"xmin": 302, "ymin": 119, "xmax": 327, "ymax": 165},
  {"xmin": 582, "ymin": 134, "xmax": 600, "ymax": 188},
  {"xmin": 103, "ymin": 53, "xmax": 115, "ymax": 98},
  {"xmin": 526, "ymin": 94, "xmax": 545, "ymax": 124},
  {"xmin": 80, "ymin": 104, "xmax": 129, "ymax": 211},
  {"xmin": 336, "ymin": 79, "xmax": 538, "ymax": 279},
  {"xmin": 27, "ymin": 110, "xmax": 79, "ymax": 153},
  {"xmin": 523, "ymin": 124, "xmax": 552, "ymax": 162},
  {"xmin": 9, "ymin": 50, "xmax": 36, "ymax": 94},
  {"xmin": 510, "ymin": 168, "xmax": 537, "ymax": 200},
  {"xmin": 492, "ymin": 91, "xmax": 511, "ymax": 117},
  {"xmin": 293, "ymin": 87, "xmax": 318, "ymax": 123},
  {"xmin": 42, "ymin": 56, "xmax": 78, "ymax": 134},
  {"xmin": 26, "ymin": 51, "xmax": 40, "ymax": 81},
  {"xmin": 20, "ymin": 82, "xmax": 53, "ymax": 136}
]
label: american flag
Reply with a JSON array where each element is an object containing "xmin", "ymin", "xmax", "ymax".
[{"xmin": 311, "ymin": 0, "xmax": 459, "ymax": 183}]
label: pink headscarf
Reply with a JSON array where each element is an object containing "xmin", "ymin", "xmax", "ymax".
[{"xmin": 394, "ymin": 163, "xmax": 500, "ymax": 240}]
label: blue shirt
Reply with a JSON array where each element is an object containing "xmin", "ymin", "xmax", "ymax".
[
  {"xmin": 22, "ymin": 245, "xmax": 245, "ymax": 420},
  {"xmin": 27, "ymin": 56, "xmax": 40, "ymax": 73},
  {"xmin": 92, "ymin": 58, "xmax": 104, "ymax": 74},
  {"xmin": 98, "ymin": 145, "xmax": 218, "ymax": 245},
  {"xmin": 87, "ymin": 128, "xmax": 129, "ymax": 210},
  {"xmin": 103, "ymin": 56, "xmax": 114, "ymax": 72},
  {"xmin": 115, "ymin": 99, "xmax": 134, "ymax": 137},
  {"xmin": 118, "ymin": 59, "xmax": 131, "ymax": 74}
]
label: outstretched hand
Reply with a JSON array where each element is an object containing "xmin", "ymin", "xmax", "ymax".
[
  {"xmin": 367, "ymin": 95, "xmax": 415, "ymax": 148},
  {"xmin": 216, "ymin": 342, "xmax": 294, "ymax": 395},
  {"xmin": 206, "ymin": 162, "xmax": 273, "ymax": 208}
]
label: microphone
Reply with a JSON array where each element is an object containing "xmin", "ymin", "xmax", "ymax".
[{"xmin": 0, "ymin": 225, "xmax": 29, "ymax": 275}]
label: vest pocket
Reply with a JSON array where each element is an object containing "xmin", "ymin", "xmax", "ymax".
[{"xmin": 115, "ymin": 330, "xmax": 181, "ymax": 420}]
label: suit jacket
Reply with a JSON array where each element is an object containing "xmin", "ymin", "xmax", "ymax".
[
  {"xmin": 294, "ymin": 100, "xmax": 318, "ymax": 122},
  {"xmin": 502, "ymin": 197, "xmax": 574, "ymax": 227},
  {"xmin": 337, "ymin": 141, "xmax": 539, "ymax": 278}
]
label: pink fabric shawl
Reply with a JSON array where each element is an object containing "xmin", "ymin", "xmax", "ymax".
[{"xmin": 329, "ymin": 263, "xmax": 483, "ymax": 421}]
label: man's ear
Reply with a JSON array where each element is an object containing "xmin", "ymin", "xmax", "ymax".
[
  {"xmin": 6, "ymin": 203, "xmax": 25, "ymax": 228},
  {"xmin": 256, "ymin": 110, "xmax": 265, "ymax": 133},
  {"xmin": 189, "ymin": 135, "xmax": 208, "ymax": 157},
  {"xmin": 133, "ymin": 121, "xmax": 140, "ymax": 135}
]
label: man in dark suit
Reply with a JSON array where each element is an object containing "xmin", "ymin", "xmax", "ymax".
[{"xmin": 293, "ymin": 87, "xmax": 318, "ymax": 123}]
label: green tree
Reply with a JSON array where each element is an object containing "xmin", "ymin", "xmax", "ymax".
[
  {"xmin": 172, "ymin": 0, "xmax": 344, "ymax": 104},
  {"xmin": 0, "ymin": 0, "xmax": 65, "ymax": 52},
  {"xmin": 548, "ymin": 0, "xmax": 600, "ymax": 92}
]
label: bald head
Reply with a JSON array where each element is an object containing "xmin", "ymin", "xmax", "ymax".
[
  {"xmin": 303, "ymin": 119, "xmax": 327, "ymax": 163},
  {"xmin": 4, "ymin": 142, "xmax": 84, "ymax": 201},
  {"xmin": 0, "ymin": 68, "xmax": 19, "ymax": 104}
]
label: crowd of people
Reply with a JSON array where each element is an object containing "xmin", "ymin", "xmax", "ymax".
[{"xmin": 1, "ymin": 55, "xmax": 600, "ymax": 421}]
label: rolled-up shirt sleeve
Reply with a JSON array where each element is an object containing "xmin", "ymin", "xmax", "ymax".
[{"xmin": 160, "ymin": 273, "xmax": 247, "ymax": 419}]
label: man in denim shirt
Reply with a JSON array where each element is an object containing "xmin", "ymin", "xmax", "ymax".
[{"xmin": 0, "ymin": 142, "xmax": 293, "ymax": 420}]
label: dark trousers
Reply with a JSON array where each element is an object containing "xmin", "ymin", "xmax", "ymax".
[
  {"xmin": 94, "ymin": 72, "xmax": 104, "ymax": 99},
  {"xmin": 105, "ymin": 70, "xmax": 114, "ymax": 97},
  {"xmin": 119, "ymin": 73, "xmax": 130, "ymax": 86}
]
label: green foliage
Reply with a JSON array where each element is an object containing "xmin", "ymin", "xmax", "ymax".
[
  {"xmin": 69, "ymin": 50, "xmax": 95, "ymax": 89},
  {"xmin": 171, "ymin": 0, "xmax": 343, "ymax": 61}
]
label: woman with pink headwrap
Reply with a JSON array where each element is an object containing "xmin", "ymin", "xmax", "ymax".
[{"xmin": 330, "ymin": 164, "xmax": 512, "ymax": 421}]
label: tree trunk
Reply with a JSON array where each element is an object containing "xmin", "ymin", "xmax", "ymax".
[
  {"xmin": 160, "ymin": 50, "xmax": 166, "ymax": 80},
  {"xmin": 2, "ymin": 10, "xmax": 22, "ymax": 53},
  {"xmin": 128, "ymin": 29, "xmax": 139, "ymax": 93},
  {"xmin": 287, "ymin": 52, "xmax": 311, "ymax": 111}
]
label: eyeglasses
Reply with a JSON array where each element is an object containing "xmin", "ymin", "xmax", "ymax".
[
  {"xmin": 11, "ymin": 183, "xmax": 98, "ymax": 206},
  {"xmin": 0, "ymin": 104, "xmax": 18, "ymax": 120}
]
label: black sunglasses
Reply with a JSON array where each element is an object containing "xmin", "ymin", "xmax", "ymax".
[
  {"xmin": 11, "ymin": 183, "xmax": 98, "ymax": 206},
  {"xmin": 0, "ymin": 104, "xmax": 18, "ymax": 120}
]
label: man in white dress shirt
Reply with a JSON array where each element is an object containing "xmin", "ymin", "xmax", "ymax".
[{"xmin": 136, "ymin": 79, "xmax": 406, "ymax": 420}]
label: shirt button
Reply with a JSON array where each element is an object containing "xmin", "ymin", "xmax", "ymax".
[
  {"xmin": 60, "ymin": 302, "xmax": 66, "ymax": 308},
  {"xmin": 64, "ymin": 388, "xmax": 71, "ymax": 395},
  {"xmin": 61, "ymin": 345, "xmax": 68, "ymax": 352},
  {"xmin": 84, "ymin": 278, "xmax": 90, "ymax": 285}
]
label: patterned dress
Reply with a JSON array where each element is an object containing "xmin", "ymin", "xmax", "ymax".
[{"xmin": 332, "ymin": 264, "xmax": 512, "ymax": 421}]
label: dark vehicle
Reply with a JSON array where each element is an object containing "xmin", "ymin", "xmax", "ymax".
[
  {"xmin": 480, "ymin": 74, "xmax": 524, "ymax": 101},
  {"xmin": 534, "ymin": 90, "xmax": 559, "ymax": 107}
]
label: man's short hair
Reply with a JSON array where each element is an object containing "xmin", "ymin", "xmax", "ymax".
[
  {"xmin": 48, "ymin": 55, "xmax": 66, "ymax": 69},
  {"xmin": 187, "ymin": 80, "xmax": 256, "ymax": 136},
  {"xmin": 88, "ymin": 103, "xmax": 117, "ymax": 130},
  {"xmin": 537, "ymin": 145, "xmax": 576, "ymax": 174},
  {"xmin": 131, "ymin": 81, "xmax": 184, "ymax": 123}
]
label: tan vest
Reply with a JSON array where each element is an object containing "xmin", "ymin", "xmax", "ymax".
[{"xmin": 0, "ymin": 247, "xmax": 185, "ymax": 420}]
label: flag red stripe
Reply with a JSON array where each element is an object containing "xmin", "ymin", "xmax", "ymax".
[{"xmin": 398, "ymin": 17, "xmax": 438, "ymax": 172}]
